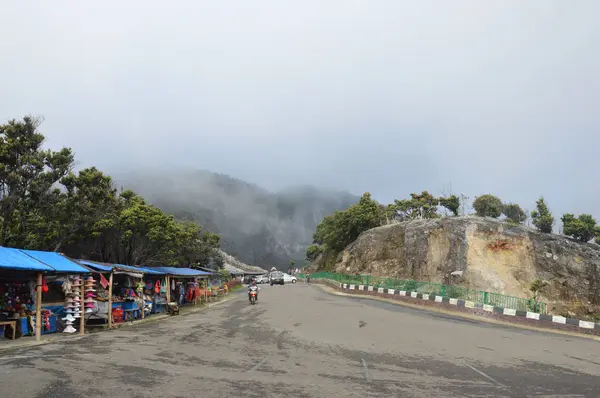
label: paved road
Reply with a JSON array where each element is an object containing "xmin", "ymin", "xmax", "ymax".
[{"xmin": 1, "ymin": 284, "xmax": 599, "ymax": 397}]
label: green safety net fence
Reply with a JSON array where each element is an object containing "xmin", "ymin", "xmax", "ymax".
[{"xmin": 298, "ymin": 272, "xmax": 546, "ymax": 314}]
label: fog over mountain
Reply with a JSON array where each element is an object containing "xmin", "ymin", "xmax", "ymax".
[
  {"xmin": 1, "ymin": 1, "xmax": 599, "ymax": 263},
  {"xmin": 111, "ymin": 168, "xmax": 358, "ymax": 269}
]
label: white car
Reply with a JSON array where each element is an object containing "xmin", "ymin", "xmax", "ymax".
[{"xmin": 282, "ymin": 273, "xmax": 297, "ymax": 284}]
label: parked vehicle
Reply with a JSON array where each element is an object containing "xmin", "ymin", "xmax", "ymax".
[
  {"xmin": 255, "ymin": 274, "xmax": 269, "ymax": 284},
  {"xmin": 282, "ymin": 273, "xmax": 297, "ymax": 284},
  {"xmin": 270, "ymin": 271, "xmax": 285, "ymax": 286}
]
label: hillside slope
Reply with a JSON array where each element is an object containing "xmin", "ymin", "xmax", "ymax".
[
  {"xmin": 322, "ymin": 216, "xmax": 600, "ymax": 318},
  {"xmin": 112, "ymin": 169, "xmax": 358, "ymax": 269}
]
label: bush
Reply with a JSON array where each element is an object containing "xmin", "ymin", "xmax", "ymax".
[
  {"xmin": 502, "ymin": 203, "xmax": 527, "ymax": 224},
  {"xmin": 561, "ymin": 213, "xmax": 597, "ymax": 242},
  {"xmin": 473, "ymin": 194, "xmax": 503, "ymax": 218}
]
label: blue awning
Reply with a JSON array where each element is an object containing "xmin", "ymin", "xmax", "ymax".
[
  {"xmin": 0, "ymin": 247, "xmax": 54, "ymax": 272},
  {"xmin": 77, "ymin": 260, "xmax": 164, "ymax": 276},
  {"xmin": 21, "ymin": 250, "xmax": 90, "ymax": 273},
  {"xmin": 149, "ymin": 266, "xmax": 212, "ymax": 277},
  {"xmin": 78, "ymin": 260, "xmax": 113, "ymax": 272},
  {"xmin": 133, "ymin": 266, "xmax": 164, "ymax": 275}
]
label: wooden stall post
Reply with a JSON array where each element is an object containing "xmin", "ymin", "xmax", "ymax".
[
  {"xmin": 35, "ymin": 272, "xmax": 42, "ymax": 341},
  {"xmin": 79, "ymin": 276, "xmax": 85, "ymax": 335},
  {"xmin": 140, "ymin": 277, "xmax": 145, "ymax": 319},
  {"xmin": 107, "ymin": 272, "xmax": 114, "ymax": 328},
  {"xmin": 166, "ymin": 276, "xmax": 171, "ymax": 303}
]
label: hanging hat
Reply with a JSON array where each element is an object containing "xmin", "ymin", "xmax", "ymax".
[
  {"xmin": 65, "ymin": 304, "xmax": 75, "ymax": 309},
  {"xmin": 73, "ymin": 313, "xmax": 81, "ymax": 318},
  {"xmin": 85, "ymin": 291, "xmax": 95, "ymax": 297},
  {"xmin": 86, "ymin": 276, "xmax": 96, "ymax": 282},
  {"xmin": 65, "ymin": 298, "xmax": 74, "ymax": 303},
  {"xmin": 63, "ymin": 314, "xmax": 76, "ymax": 322},
  {"xmin": 63, "ymin": 325, "xmax": 76, "ymax": 333},
  {"xmin": 85, "ymin": 308, "xmax": 94, "ymax": 313},
  {"xmin": 84, "ymin": 297, "xmax": 95, "ymax": 303},
  {"xmin": 65, "ymin": 308, "xmax": 74, "ymax": 313}
]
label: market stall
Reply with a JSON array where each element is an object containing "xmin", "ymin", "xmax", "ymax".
[
  {"xmin": 148, "ymin": 267, "xmax": 212, "ymax": 306},
  {"xmin": 0, "ymin": 248, "xmax": 90, "ymax": 341},
  {"xmin": 76, "ymin": 261, "xmax": 167, "ymax": 328}
]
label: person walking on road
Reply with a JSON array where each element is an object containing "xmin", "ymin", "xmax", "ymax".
[{"xmin": 306, "ymin": 273, "xmax": 311, "ymax": 284}]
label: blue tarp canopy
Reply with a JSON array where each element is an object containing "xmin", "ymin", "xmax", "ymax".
[
  {"xmin": 22, "ymin": 250, "xmax": 90, "ymax": 273},
  {"xmin": 0, "ymin": 247, "xmax": 54, "ymax": 272},
  {"xmin": 134, "ymin": 266, "xmax": 164, "ymax": 275},
  {"xmin": 78, "ymin": 260, "xmax": 164, "ymax": 276},
  {"xmin": 149, "ymin": 266, "xmax": 212, "ymax": 277},
  {"xmin": 78, "ymin": 260, "xmax": 113, "ymax": 272}
]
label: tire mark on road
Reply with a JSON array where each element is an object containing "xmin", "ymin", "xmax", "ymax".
[
  {"xmin": 465, "ymin": 363, "xmax": 507, "ymax": 389},
  {"xmin": 248, "ymin": 356, "xmax": 269, "ymax": 372}
]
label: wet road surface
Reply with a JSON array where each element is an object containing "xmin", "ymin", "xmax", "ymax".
[{"xmin": 0, "ymin": 283, "xmax": 599, "ymax": 397}]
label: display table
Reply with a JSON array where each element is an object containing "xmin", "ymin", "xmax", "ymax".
[
  {"xmin": 0, "ymin": 320, "xmax": 16, "ymax": 340},
  {"xmin": 18, "ymin": 315, "xmax": 57, "ymax": 336}
]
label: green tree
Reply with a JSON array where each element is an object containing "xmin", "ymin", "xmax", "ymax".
[
  {"xmin": 312, "ymin": 192, "xmax": 382, "ymax": 254},
  {"xmin": 394, "ymin": 191, "xmax": 440, "ymax": 220},
  {"xmin": 530, "ymin": 197, "xmax": 554, "ymax": 233},
  {"xmin": 306, "ymin": 244, "xmax": 324, "ymax": 261},
  {"xmin": 502, "ymin": 203, "xmax": 527, "ymax": 224},
  {"xmin": 0, "ymin": 116, "xmax": 74, "ymax": 246},
  {"xmin": 439, "ymin": 195, "xmax": 460, "ymax": 216},
  {"xmin": 561, "ymin": 213, "xmax": 597, "ymax": 242},
  {"xmin": 473, "ymin": 194, "xmax": 503, "ymax": 218}
]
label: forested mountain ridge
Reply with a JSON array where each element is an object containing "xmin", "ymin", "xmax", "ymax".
[
  {"xmin": 0, "ymin": 117, "xmax": 221, "ymax": 268},
  {"xmin": 111, "ymin": 169, "xmax": 359, "ymax": 269}
]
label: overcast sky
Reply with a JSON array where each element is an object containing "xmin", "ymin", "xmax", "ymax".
[{"xmin": 1, "ymin": 1, "xmax": 599, "ymax": 220}]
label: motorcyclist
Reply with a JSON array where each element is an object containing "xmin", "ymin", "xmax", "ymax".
[{"xmin": 248, "ymin": 280, "xmax": 260, "ymax": 302}]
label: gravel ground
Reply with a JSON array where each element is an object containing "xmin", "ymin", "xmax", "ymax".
[{"xmin": 0, "ymin": 283, "xmax": 599, "ymax": 397}]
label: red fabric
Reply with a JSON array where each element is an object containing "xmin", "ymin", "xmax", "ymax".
[{"xmin": 99, "ymin": 274, "xmax": 109, "ymax": 289}]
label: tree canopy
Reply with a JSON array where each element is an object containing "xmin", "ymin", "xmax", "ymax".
[
  {"xmin": 531, "ymin": 197, "xmax": 554, "ymax": 233},
  {"xmin": 561, "ymin": 213, "xmax": 599, "ymax": 243},
  {"xmin": 473, "ymin": 194, "xmax": 503, "ymax": 218},
  {"xmin": 502, "ymin": 203, "xmax": 527, "ymax": 224},
  {"xmin": 0, "ymin": 116, "xmax": 220, "ymax": 267}
]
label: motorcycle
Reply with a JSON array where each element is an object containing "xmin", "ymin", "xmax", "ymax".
[{"xmin": 249, "ymin": 289, "xmax": 257, "ymax": 305}]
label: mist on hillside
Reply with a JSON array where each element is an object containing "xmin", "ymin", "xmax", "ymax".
[
  {"xmin": 2, "ymin": 1, "xmax": 600, "ymax": 265},
  {"xmin": 111, "ymin": 169, "xmax": 359, "ymax": 269}
]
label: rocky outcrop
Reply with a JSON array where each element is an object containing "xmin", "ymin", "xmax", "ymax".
[{"xmin": 332, "ymin": 216, "xmax": 600, "ymax": 318}]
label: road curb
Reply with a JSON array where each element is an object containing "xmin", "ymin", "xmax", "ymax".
[{"xmin": 312, "ymin": 279, "xmax": 600, "ymax": 340}]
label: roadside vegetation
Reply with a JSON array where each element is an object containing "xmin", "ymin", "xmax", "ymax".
[
  {"xmin": 0, "ymin": 116, "xmax": 222, "ymax": 267},
  {"xmin": 307, "ymin": 189, "xmax": 600, "ymax": 270}
]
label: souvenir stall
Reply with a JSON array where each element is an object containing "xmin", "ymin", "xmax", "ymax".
[
  {"xmin": 77, "ymin": 260, "xmax": 150, "ymax": 328},
  {"xmin": 149, "ymin": 267, "xmax": 213, "ymax": 306},
  {"xmin": 0, "ymin": 248, "xmax": 90, "ymax": 341},
  {"xmin": 140, "ymin": 268, "xmax": 168, "ymax": 314}
]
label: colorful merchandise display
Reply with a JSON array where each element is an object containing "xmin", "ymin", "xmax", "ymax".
[
  {"xmin": 84, "ymin": 276, "xmax": 97, "ymax": 314},
  {"xmin": 61, "ymin": 275, "xmax": 83, "ymax": 333}
]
